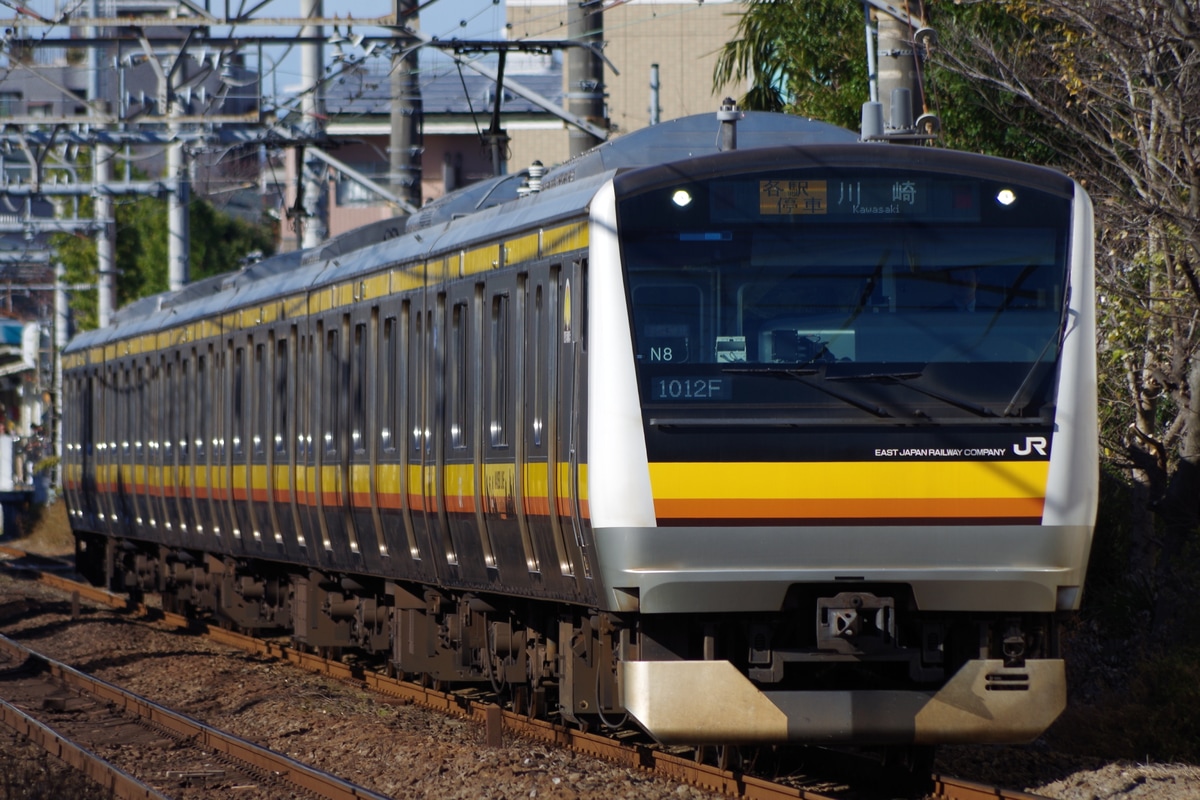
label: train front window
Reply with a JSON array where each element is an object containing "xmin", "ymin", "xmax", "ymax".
[{"xmin": 618, "ymin": 168, "xmax": 1073, "ymax": 420}]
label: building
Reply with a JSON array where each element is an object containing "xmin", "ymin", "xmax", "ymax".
[
  {"xmin": 507, "ymin": 0, "xmax": 743, "ymax": 148},
  {"xmin": 279, "ymin": 50, "xmax": 565, "ymax": 248},
  {"xmin": 277, "ymin": 0, "xmax": 745, "ymax": 244}
]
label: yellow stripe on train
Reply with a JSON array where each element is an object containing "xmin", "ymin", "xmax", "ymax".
[{"xmin": 648, "ymin": 460, "xmax": 1049, "ymax": 521}]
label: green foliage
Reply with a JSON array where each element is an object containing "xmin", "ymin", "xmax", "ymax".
[
  {"xmin": 713, "ymin": 0, "xmax": 869, "ymax": 130},
  {"xmin": 712, "ymin": 1, "xmax": 1068, "ymax": 159},
  {"xmin": 55, "ymin": 191, "xmax": 275, "ymax": 332}
]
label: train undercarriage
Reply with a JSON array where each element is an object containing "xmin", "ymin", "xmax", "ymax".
[{"xmin": 75, "ymin": 532, "xmax": 1065, "ymax": 777}]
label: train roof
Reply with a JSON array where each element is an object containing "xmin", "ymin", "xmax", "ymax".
[
  {"xmin": 65, "ymin": 111, "xmax": 861, "ymax": 355},
  {"xmin": 404, "ymin": 111, "xmax": 858, "ymax": 232}
]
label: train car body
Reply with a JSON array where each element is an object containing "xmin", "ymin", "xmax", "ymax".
[{"xmin": 62, "ymin": 111, "xmax": 1097, "ymax": 750}]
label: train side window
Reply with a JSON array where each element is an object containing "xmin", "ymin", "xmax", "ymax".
[
  {"xmin": 163, "ymin": 360, "xmax": 173, "ymax": 465},
  {"xmin": 274, "ymin": 337, "xmax": 289, "ymax": 457},
  {"xmin": 196, "ymin": 355, "xmax": 207, "ymax": 459},
  {"xmin": 296, "ymin": 334, "xmax": 310, "ymax": 459},
  {"xmin": 352, "ymin": 322, "xmax": 367, "ymax": 454},
  {"xmin": 233, "ymin": 346, "xmax": 245, "ymax": 458},
  {"xmin": 410, "ymin": 311, "xmax": 423, "ymax": 454},
  {"xmin": 381, "ymin": 316, "xmax": 397, "ymax": 452},
  {"xmin": 532, "ymin": 284, "xmax": 544, "ymax": 447},
  {"xmin": 254, "ymin": 342, "xmax": 267, "ymax": 457},
  {"xmin": 450, "ymin": 302, "xmax": 467, "ymax": 450},
  {"xmin": 489, "ymin": 293, "xmax": 509, "ymax": 448},
  {"xmin": 325, "ymin": 327, "xmax": 340, "ymax": 457},
  {"xmin": 179, "ymin": 357, "xmax": 190, "ymax": 459},
  {"xmin": 398, "ymin": 303, "xmax": 410, "ymax": 458},
  {"xmin": 120, "ymin": 368, "xmax": 129, "ymax": 457},
  {"xmin": 135, "ymin": 366, "xmax": 145, "ymax": 461}
]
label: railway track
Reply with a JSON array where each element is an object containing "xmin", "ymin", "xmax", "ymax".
[
  {"xmin": 0, "ymin": 630, "xmax": 394, "ymax": 800},
  {"xmin": 0, "ymin": 545, "xmax": 1052, "ymax": 800}
]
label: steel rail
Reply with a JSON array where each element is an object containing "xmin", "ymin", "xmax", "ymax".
[
  {"xmin": 0, "ymin": 547, "xmax": 1054, "ymax": 800},
  {"xmin": 0, "ymin": 697, "xmax": 169, "ymax": 800},
  {"xmin": 0, "ymin": 632, "xmax": 395, "ymax": 800},
  {"xmin": 934, "ymin": 774, "xmax": 1053, "ymax": 800}
]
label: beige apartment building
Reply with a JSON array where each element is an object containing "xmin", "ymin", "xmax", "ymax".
[{"xmin": 505, "ymin": 0, "xmax": 744, "ymax": 173}]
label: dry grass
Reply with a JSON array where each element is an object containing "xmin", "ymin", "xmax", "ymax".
[{"xmin": 8, "ymin": 498, "xmax": 74, "ymax": 557}]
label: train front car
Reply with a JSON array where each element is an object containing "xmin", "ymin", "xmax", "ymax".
[{"xmin": 587, "ymin": 145, "xmax": 1097, "ymax": 747}]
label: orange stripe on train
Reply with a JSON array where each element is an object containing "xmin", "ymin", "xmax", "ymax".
[{"xmin": 653, "ymin": 496, "xmax": 1045, "ymax": 520}]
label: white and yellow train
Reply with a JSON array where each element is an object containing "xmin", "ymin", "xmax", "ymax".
[{"xmin": 62, "ymin": 110, "xmax": 1097, "ymax": 758}]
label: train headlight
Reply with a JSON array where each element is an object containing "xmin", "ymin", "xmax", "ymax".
[
  {"xmin": 996, "ymin": 188, "xmax": 1018, "ymax": 207},
  {"xmin": 671, "ymin": 189, "xmax": 693, "ymax": 208}
]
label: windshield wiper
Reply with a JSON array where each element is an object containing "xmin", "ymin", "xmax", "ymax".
[
  {"xmin": 1002, "ymin": 285, "xmax": 1071, "ymax": 416},
  {"xmin": 722, "ymin": 366, "xmax": 892, "ymax": 417},
  {"xmin": 827, "ymin": 370, "xmax": 999, "ymax": 418}
]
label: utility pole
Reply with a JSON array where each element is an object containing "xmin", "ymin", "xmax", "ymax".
[
  {"xmin": 390, "ymin": 0, "xmax": 422, "ymax": 213},
  {"xmin": 300, "ymin": 0, "xmax": 328, "ymax": 249},
  {"xmin": 53, "ymin": 261, "xmax": 67, "ymax": 473},
  {"xmin": 860, "ymin": 0, "xmax": 939, "ymax": 142},
  {"xmin": 567, "ymin": 0, "xmax": 606, "ymax": 158},
  {"xmin": 167, "ymin": 121, "xmax": 190, "ymax": 291},
  {"xmin": 649, "ymin": 63, "xmax": 660, "ymax": 126},
  {"xmin": 88, "ymin": 0, "xmax": 115, "ymax": 326},
  {"xmin": 875, "ymin": 12, "xmax": 920, "ymax": 135}
]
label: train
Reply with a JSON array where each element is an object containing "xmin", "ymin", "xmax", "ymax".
[{"xmin": 60, "ymin": 109, "xmax": 1097, "ymax": 760}]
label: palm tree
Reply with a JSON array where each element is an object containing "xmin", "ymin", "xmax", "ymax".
[{"xmin": 711, "ymin": 0, "xmax": 870, "ymax": 130}]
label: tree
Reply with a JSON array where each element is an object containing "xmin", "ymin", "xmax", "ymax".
[
  {"xmin": 712, "ymin": 0, "xmax": 870, "ymax": 130},
  {"xmin": 56, "ymin": 189, "xmax": 275, "ymax": 331},
  {"xmin": 934, "ymin": 1, "xmax": 1200, "ymax": 629}
]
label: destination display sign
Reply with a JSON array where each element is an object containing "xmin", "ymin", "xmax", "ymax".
[
  {"xmin": 758, "ymin": 179, "xmax": 932, "ymax": 216},
  {"xmin": 711, "ymin": 176, "xmax": 981, "ymax": 223}
]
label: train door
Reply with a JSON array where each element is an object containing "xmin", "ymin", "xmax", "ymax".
[
  {"xmin": 103, "ymin": 364, "xmax": 120, "ymax": 533},
  {"xmin": 226, "ymin": 339, "xmax": 252, "ymax": 551},
  {"xmin": 523, "ymin": 273, "xmax": 570, "ymax": 589},
  {"xmin": 198, "ymin": 348, "xmax": 217, "ymax": 539},
  {"xmin": 375, "ymin": 303, "xmax": 415, "ymax": 572},
  {"xmin": 409, "ymin": 292, "xmax": 452, "ymax": 582},
  {"xmin": 62, "ymin": 373, "xmax": 79, "ymax": 523},
  {"xmin": 295, "ymin": 326, "xmax": 318, "ymax": 557},
  {"xmin": 558, "ymin": 261, "xmax": 593, "ymax": 590},
  {"xmin": 190, "ymin": 350, "xmax": 207, "ymax": 535},
  {"xmin": 269, "ymin": 324, "xmax": 303, "ymax": 557},
  {"xmin": 160, "ymin": 354, "xmax": 179, "ymax": 538},
  {"xmin": 215, "ymin": 342, "xmax": 236, "ymax": 544},
  {"xmin": 120, "ymin": 362, "xmax": 142, "ymax": 536},
  {"xmin": 130, "ymin": 360, "xmax": 149, "ymax": 537},
  {"xmin": 248, "ymin": 336, "xmax": 270, "ymax": 546},
  {"xmin": 316, "ymin": 314, "xmax": 361, "ymax": 566},
  {"xmin": 115, "ymin": 362, "xmax": 129, "ymax": 533},
  {"xmin": 350, "ymin": 305, "xmax": 388, "ymax": 572},
  {"xmin": 482, "ymin": 276, "xmax": 539, "ymax": 585},
  {"xmin": 143, "ymin": 356, "xmax": 161, "ymax": 539},
  {"xmin": 175, "ymin": 352, "xmax": 196, "ymax": 537},
  {"xmin": 443, "ymin": 287, "xmax": 491, "ymax": 582},
  {"xmin": 63, "ymin": 372, "xmax": 84, "ymax": 528},
  {"xmin": 431, "ymin": 293, "xmax": 456, "ymax": 573},
  {"xmin": 75, "ymin": 374, "xmax": 96, "ymax": 532},
  {"xmin": 524, "ymin": 266, "xmax": 588, "ymax": 597},
  {"xmin": 93, "ymin": 368, "xmax": 109, "ymax": 530}
]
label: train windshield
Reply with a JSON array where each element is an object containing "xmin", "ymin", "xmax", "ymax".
[{"xmin": 617, "ymin": 166, "xmax": 1074, "ymax": 421}]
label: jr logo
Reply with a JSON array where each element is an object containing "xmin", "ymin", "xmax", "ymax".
[{"xmin": 1013, "ymin": 436, "xmax": 1048, "ymax": 456}]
